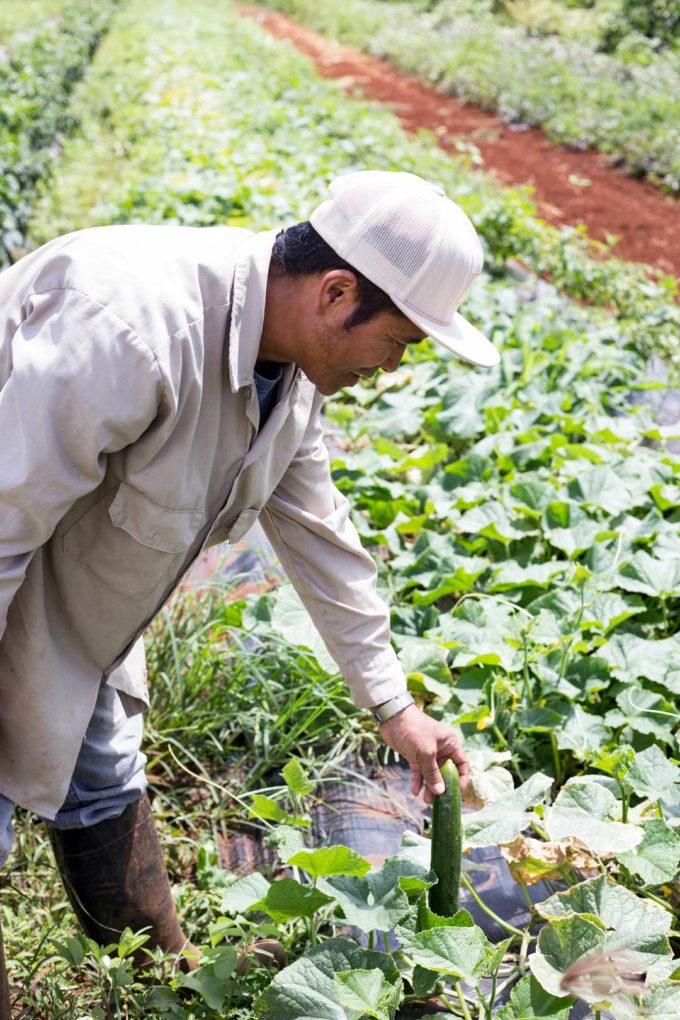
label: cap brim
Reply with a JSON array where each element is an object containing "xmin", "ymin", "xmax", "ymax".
[{"xmin": 392, "ymin": 298, "xmax": 500, "ymax": 368}]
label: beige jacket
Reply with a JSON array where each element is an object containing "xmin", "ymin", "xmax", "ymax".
[{"xmin": 0, "ymin": 225, "xmax": 406, "ymax": 818}]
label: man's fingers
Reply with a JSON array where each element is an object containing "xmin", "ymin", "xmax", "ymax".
[
  {"xmin": 410, "ymin": 762, "xmax": 424, "ymax": 797},
  {"xmin": 422, "ymin": 758, "xmax": 445, "ymax": 796}
]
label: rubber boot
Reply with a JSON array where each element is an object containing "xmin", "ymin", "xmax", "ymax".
[{"xmin": 48, "ymin": 791, "xmax": 195, "ymax": 971}]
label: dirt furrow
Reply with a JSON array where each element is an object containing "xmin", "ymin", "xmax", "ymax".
[{"xmin": 240, "ymin": 5, "xmax": 680, "ymax": 281}]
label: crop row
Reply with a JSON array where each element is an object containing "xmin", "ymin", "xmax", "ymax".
[
  {"xmin": 29, "ymin": 3, "xmax": 680, "ymax": 373},
  {"xmin": 253, "ymin": 0, "xmax": 680, "ymax": 194},
  {"xmin": 0, "ymin": 0, "xmax": 121, "ymax": 266}
]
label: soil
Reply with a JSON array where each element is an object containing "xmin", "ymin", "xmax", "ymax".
[{"xmin": 239, "ymin": 5, "xmax": 680, "ymax": 282}]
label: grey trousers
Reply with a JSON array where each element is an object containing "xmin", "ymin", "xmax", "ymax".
[{"xmin": 0, "ymin": 682, "xmax": 147, "ymax": 868}]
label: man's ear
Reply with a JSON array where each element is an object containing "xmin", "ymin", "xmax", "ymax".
[{"xmin": 316, "ymin": 269, "xmax": 359, "ymax": 315}]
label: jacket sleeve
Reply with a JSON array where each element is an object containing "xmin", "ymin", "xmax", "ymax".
[
  {"xmin": 259, "ymin": 395, "xmax": 407, "ymax": 709},
  {"xmin": 0, "ymin": 286, "xmax": 163, "ymax": 639}
]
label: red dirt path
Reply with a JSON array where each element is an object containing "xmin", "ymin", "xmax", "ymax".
[{"xmin": 239, "ymin": 5, "xmax": 680, "ymax": 281}]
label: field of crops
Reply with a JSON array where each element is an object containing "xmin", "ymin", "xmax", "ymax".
[
  {"xmin": 1, "ymin": 0, "xmax": 679, "ymax": 1017},
  {"xmin": 253, "ymin": 0, "xmax": 680, "ymax": 193}
]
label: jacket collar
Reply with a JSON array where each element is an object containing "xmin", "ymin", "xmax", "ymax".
[{"xmin": 228, "ymin": 228, "xmax": 278, "ymax": 393}]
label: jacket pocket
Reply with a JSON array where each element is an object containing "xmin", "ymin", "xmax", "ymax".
[{"xmin": 63, "ymin": 483, "xmax": 205, "ymax": 601}]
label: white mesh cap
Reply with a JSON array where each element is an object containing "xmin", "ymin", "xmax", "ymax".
[{"xmin": 310, "ymin": 170, "xmax": 499, "ymax": 367}]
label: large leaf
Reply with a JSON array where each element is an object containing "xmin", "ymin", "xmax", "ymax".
[
  {"xmin": 542, "ymin": 501, "xmax": 605, "ymax": 557},
  {"xmin": 318, "ymin": 874, "xmax": 409, "ymax": 935},
  {"xmin": 396, "ymin": 636, "xmax": 453, "ymax": 700},
  {"xmin": 488, "ymin": 561, "xmax": 568, "ymax": 592},
  {"xmin": 457, "ymin": 501, "xmax": 535, "ymax": 544},
  {"xmin": 288, "ymin": 846, "xmax": 372, "ymax": 879},
  {"xmin": 567, "ymin": 467, "xmax": 638, "ymax": 516},
  {"xmin": 606, "ymin": 687, "xmax": 676, "ymax": 740},
  {"xmin": 319, "ymin": 855, "xmax": 436, "ymax": 934},
  {"xmin": 408, "ymin": 925, "xmax": 491, "ymax": 984},
  {"xmin": 464, "ymin": 772, "xmax": 553, "ymax": 848},
  {"xmin": 610, "ymin": 981, "xmax": 680, "ymax": 1020},
  {"xmin": 334, "ymin": 969, "xmax": 401, "ymax": 1020},
  {"xmin": 254, "ymin": 938, "xmax": 400, "ymax": 1019},
  {"xmin": 544, "ymin": 780, "xmax": 643, "ymax": 855},
  {"xmin": 529, "ymin": 916, "xmax": 605, "ymax": 1000},
  {"xmin": 433, "ymin": 598, "xmax": 524, "ymax": 673},
  {"xmin": 615, "ymin": 550, "xmax": 680, "ymax": 598},
  {"xmin": 179, "ymin": 947, "xmax": 238, "ymax": 1011},
  {"xmin": 221, "ymin": 872, "xmax": 271, "ymax": 913},
  {"xmin": 496, "ymin": 974, "xmax": 573, "ymax": 1019},
  {"xmin": 598, "ymin": 633, "xmax": 680, "ymax": 693},
  {"xmin": 554, "ymin": 704, "xmax": 612, "ymax": 754},
  {"xmin": 616, "ymin": 819, "xmax": 680, "ymax": 886},
  {"xmin": 251, "ymin": 878, "xmax": 335, "ymax": 923},
  {"xmin": 627, "ymin": 745, "xmax": 680, "ymax": 801},
  {"xmin": 535, "ymin": 875, "xmax": 671, "ymax": 968}
]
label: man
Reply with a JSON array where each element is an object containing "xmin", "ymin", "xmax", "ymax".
[{"xmin": 0, "ymin": 170, "xmax": 499, "ymax": 1001}]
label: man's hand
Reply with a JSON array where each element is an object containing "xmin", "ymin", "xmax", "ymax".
[{"xmin": 378, "ymin": 703, "xmax": 468, "ymax": 805}]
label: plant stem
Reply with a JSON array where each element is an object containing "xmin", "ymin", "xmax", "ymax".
[
  {"xmin": 519, "ymin": 881, "xmax": 534, "ymax": 914},
  {"xmin": 549, "ymin": 732, "xmax": 562, "ymax": 785},
  {"xmin": 461, "ymin": 876, "xmax": 527, "ymax": 939},
  {"xmin": 454, "ymin": 981, "xmax": 473, "ymax": 1020}
]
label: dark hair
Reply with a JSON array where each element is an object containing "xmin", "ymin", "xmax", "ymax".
[{"xmin": 271, "ymin": 221, "xmax": 402, "ymax": 330}]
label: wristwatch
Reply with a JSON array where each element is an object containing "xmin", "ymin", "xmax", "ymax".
[{"xmin": 370, "ymin": 691, "xmax": 415, "ymax": 724}]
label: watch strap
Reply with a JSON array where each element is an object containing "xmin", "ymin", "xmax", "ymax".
[{"xmin": 370, "ymin": 691, "xmax": 414, "ymax": 724}]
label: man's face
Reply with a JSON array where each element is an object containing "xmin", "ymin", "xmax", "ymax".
[{"xmin": 303, "ymin": 310, "xmax": 428, "ymax": 396}]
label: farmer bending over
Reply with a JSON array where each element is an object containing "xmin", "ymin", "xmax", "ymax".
[{"xmin": 0, "ymin": 170, "xmax": 499, "ymax": 1002}]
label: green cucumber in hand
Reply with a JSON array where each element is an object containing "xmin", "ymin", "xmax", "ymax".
[{"xmin": 428, "ymin": 759, "xmax": 462, "ymax": 917}]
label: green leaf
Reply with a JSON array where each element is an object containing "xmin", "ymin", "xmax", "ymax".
[
  {"xmin": 620, "ymin": 981, "xmax": 680, "ymax": 1019},
  {"xmin": 318, "ymin": 860, "xmax": 419, "ymax": 934},
  {"xmin": 464, "ymin": 773, "xmax": 553, "ymax": 848},
  {"xmin": 433, "ymin": 598, "xmax": 524, "ymax": 673},
  {"xmin": 489, "ymin": 561, "xmax": 568, "ymax": 592},
  {"xmin": 288, "ymin": 846, "xmax": 372, "ymax": 879},
  {"xmin": 273, "ymin": 824, "xmax": 307, "ymax": 864},
  {"xmin": 179, "ymin": 948, "xmax": 237, "ymax": 1011},
  {"xmin": 282, "ymin": 758, "xmax": 315, "ymax": 797},
  {"xmin": 554, "ymin": 705, "xmax": 612, "ymax": 754},
  {"xmin": 496, "ymin": 974, "xmax": 572, "ymax": 1019},
  {"xmin": 252, "ymin": 877, "xmax": 334, "ymax": 923},
  {"xmin": 544, "ymin": 780, "xmax": 643, "ymax": 855},
  {"xmin": 627, "ymin": 745, "xmax": 680, "ymax": 801},
  {"xmin": 536, "ymin": 874, "xmax": 671, "ymax": 967},
  {"xmin": 457, "ymin": 501, "xmax": 534, "ymax": 544},
  {"xmin": 608, "ymin": 687, "xmax": 676, "ymax": 740},
  {"xmin": 221, "ymin": 872, "xmax": 271, "ymax": 913},
  {"xmin": 396, "ymin": 636, "xmax": 453, "ymax": 700},
  {"xmin": 529, "ymin": 916, "xmax": 605, "ymax": 1000},
  {"xmin": 248, "ymin": 794, "xmax": 289, "ymax": 824},
  {"xmin": 409, "ymin": 925, "xmax": 490, "ymax": 983},
  {"xmin": 616, "ymin": 819, "xmax": 680, "ymax": 886},
  {"xmin": 254, "ymin": 937, "xmax": 400, "ymax": 1019},
  {"xmin": 567, "ymin": 466, "xmax": 637, "ymax": 516},
  {"xmin": 615, "ymin": 550, "xmax": 680, "ymax": 598},
  {"xmin": 542, "ymin": 501, "xmax": 603, "ymax": 557},
  {"xmin": 598, "ymin": 633, "xmax": 680, "ymax": 693},
  {"xmin": 334, "ymin": 969, "xmax": 401, "ymax": 1020}
]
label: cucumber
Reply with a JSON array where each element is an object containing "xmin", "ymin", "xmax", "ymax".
[{"xmin": 428, "ymin": 759, "xmax": 462, "ymax": 917}]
